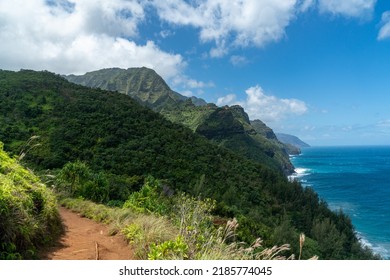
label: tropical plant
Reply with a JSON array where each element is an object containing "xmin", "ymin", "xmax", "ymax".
[{"xmin": 0, "ymin": 142, "xmax": 61, "ymax": 259}]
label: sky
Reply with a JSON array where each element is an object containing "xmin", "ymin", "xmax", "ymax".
[{"xmin": 1, "ymin": 0, "xmax": 390, "ymax": 146}]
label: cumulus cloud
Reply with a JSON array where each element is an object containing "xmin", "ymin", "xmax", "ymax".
[
  {"xmin": 317, "ymin": 0, "xmax": 376, "ymax": 18},
  {"xmin": 152, "ymin": 0, "xmax": 298, "ymax": 57},
  {"xmin": 0, "ymin": 0, "xmax": 381, "ymax": 87},
  {"xmin": 216, "ymin": 85, "xmax": 308, "ymax": 122},
  {"xmin": 151, "ymin": 0, "xmax": 378, "ymax": 57},
  {"xmin": 216, "ymin": 94, "xmax": 237, "ymax": 106},
  {"xmin": 0, "ymin": 0, "xmax": 185, "ymax": 80},
  {"xmin": 378, "ymin": 11, "xmax": 390, "ymax": 40}
]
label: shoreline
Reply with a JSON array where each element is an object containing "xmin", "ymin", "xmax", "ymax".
[{"xmin": 289, "ymin": 148, "xmax": 390, "ymax": 260}]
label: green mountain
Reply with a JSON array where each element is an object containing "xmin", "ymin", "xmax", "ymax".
[
  {"xmin": 276, "ymin": 133, "xmax": 311, "ymax": 151},
  {"xmin": 66, "ymin": 67, "xmax": 294, "ymax": 174},
  {"xmin": 66, "ymin": 67, "xmax": 207, "ymax": 110},
  {"xmin": 0, "ymin": 69, "xmax": 377, "ymax": 259}
]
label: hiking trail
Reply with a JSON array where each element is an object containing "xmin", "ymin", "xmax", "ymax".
[{"xmin": 41, "ymin": 207, "xmax": 134, "ymax": 260}]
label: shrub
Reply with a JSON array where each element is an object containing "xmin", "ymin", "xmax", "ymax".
[
  {"xmin": 0, "ymin": 142, "xmax": 61, "ymax": 259},
  {"xmin": 148, "ymin": 236, "xmax": 189, "ymax": 260},
  {"xmin": 56, "ymin": 161, "xmax": 109, "ymax": 203},
  {"xmin": 122, "ymin": 176, "xmax": 171, "ymax": 215},
  {"xmin": 121, "ymin": 215, "xmax": 177, "ymax": 259}
]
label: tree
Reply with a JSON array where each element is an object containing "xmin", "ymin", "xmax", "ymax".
[
  {"xmin": 311, "ymin": 218, "xmax": 346, "ymax": 259},
  {"xmin": 57, "ymin": 160, "xmax": 90, "ymax": 195}
]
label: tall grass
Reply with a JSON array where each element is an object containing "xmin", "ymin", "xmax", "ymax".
[
  {"xmin": 0, "ymin": 142, "xmax": 62, "ymax": 259},
  {"xmin": 60, "ymin": 189, "xmax": 299, "ymax": 260},
  {"xmin": 55, "ymin": 160, "xmax": 316, "ymax": 260}
]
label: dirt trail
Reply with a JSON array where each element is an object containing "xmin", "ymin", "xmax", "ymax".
[{"xmin": 41, "ymin": 207, "xmax": 134, "ymax": 260}]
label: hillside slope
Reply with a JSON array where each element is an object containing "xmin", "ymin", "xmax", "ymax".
[
  {"xmin": 0, "ymin": 141, "xmax": 61, "ymax": 259},
  {"xmin": 66, "ymin": 67, "xmax": 294, "ymax": 174},
  {"xmin": 66, "ymin": 67, "xmax": 206, "ymax": 110},
  {"xmin": 0, "ymin": 69, "xmax": 377, "ymax": 259}
]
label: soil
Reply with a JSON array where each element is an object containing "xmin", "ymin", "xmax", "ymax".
[{"xmin": 41, "ymin": 207, "xmax": 134, "ymax": 260}]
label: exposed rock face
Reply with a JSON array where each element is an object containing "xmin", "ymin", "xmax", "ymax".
[
  {"xmin": 196, "ymin": 108, "xmax": 245, "ymax": 139},
  {"xmin": 250, "ymin": 119, "xmax": 278, "ymax": 140}
]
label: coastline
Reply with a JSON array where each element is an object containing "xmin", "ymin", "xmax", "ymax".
[{"xmin": 289, "ymin": 146, "xmax": 390, "ymax": 259}]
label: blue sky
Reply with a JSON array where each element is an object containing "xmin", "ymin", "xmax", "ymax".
[{"xmin": 1, "ymin": 0, "xmax": 390, "ymax": 145}]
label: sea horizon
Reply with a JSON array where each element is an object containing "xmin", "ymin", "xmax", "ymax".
[
  {"xmin": 290, "ymin": 145, "xmax": 390, "ymax": 259},
  {"xmin": 302, "ymin": 144, "xmax": 390, "ymax": 148}
]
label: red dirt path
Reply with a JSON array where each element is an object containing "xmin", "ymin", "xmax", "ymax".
[{"xmin": 41, "ymin": 207, "xmax": 134, "ymax": 260}]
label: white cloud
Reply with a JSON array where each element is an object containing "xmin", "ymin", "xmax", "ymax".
[
  {"xmin": 0, "ymin": 0, "xmax": 381, "ymax": 90},
  {"xmin": 172, "ymin": 75, "xmax": 214, "ymax": 92},
  {"xmin": 378, "ymin": 11, "xmax": 390, "ymax": 40},
  {"xmin": 66, "ymin": 37, "xmax": 185, "ymax": 78},
  {"xmin": 230, "ymin": 55, "xmax": 249, "ymax": 66},
  {"xmin": 209, "ymin": 45, "xmax": 229, "ymax": 58},
  {"xmin": 181, "ymin": 90, "xmax": 194, "ymax": 97},
  {"xmin": 0, "ymin": 0, "xmax": 185, "ymax": 81},
  {"xmin": 74, "ymin": 0, "xmax": 145, "ymax": 38},
  {"xmin": 151, "ymin": 0, "xmax": 378, "ymax": 57},
  {"xmin": 216, "ymin": 85, "xmax": 308, "ymax": 122},
  {"xmin": 160, "ymin": 29, "xmax": 175, "ymax": 38},
  {"xmin": 152, "ymin": 0, "xmax": 299, "ymax": 57},
  {"xmin": 216, "ymin": 94, "xmax": 238, "ymax": 106},
  {"xmin": 187, "ymin": 79, "xmax": 214, "ymax": 89},
  {"xmin": 318, "ymin": 0, "xmax": 376, "ymax": 18}
]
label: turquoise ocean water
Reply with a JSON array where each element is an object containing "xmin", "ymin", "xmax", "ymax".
[{"xmin": 289, "ymin": 146, "xmax": 390, "ymax": 259}]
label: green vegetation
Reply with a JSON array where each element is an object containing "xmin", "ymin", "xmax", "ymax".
[
  {"xmin": 195, "ymin": 107, "xmax": 295, "ymax": 173},
  {"xmin": 65, "ymin": 67, "xmax": 295, "ymax": 174},
  {"xmin": 60, "ymin": 177, "xmax": 293, "ymax": 260},
  {"xmin": 66, "ymin": 67, "xmax": 194, "ymax": 110},
  {"xmin": 0, "ymin": 142, "xmax": 61, "ymax": 259},
  {"xmin": 0, "ymin": 69, "xmax": 379, "ymax": 259},
  {"xmin": 56, "ymin": 160, "xmax": 110, "ymax": 203}
]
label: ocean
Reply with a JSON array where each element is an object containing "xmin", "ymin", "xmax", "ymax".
[{"xmin": 289, "ymin": 146, "xmax": 390, "ymax": 259}]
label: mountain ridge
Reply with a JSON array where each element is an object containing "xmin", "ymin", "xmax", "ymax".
[
  {"xmin": 66, "ymin": 67, "xmax": 207, "ymax": 110},
  {"xmin": 66, "ymin": 67, "xmax": 295, "ymax": 174},
  {"xmin": 276, "ymin": 133, "xmax": 310, "ymax": 150},
  {"xmin": 0, "ymin": 69, "xmax": 378, "ymax": 260}
]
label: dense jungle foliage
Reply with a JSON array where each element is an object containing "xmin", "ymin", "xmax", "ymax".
[
  {"xmin": 0, "ymin": 69, "xmax": 378, "ymax": 259},
  {"xmin": 66, "ymin": 67, "xmax": 295, "ymax": 174},
  {"xmin": 0, "ymin": 142, "xmax": 61, "ymax": 259}
]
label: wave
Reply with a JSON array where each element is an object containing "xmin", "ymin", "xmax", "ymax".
[
  {"xmin": 288, "ymin": 168, "xmax": 311, "ymax": 182},
  {"xmin": 295, "ymin": 168, "xmax": 311, "ymax": 175},
  {"xmin": 289, "ymin": 146, "xmax": 390, "ymax": 260},
  {"xmin": 356, "ymin": 231, "xmax": 390, "ymax": 260}
]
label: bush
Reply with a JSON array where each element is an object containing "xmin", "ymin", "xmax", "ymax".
[
  {"xmin": 148, "ymin": 236, "xmax": 189, "ymax": 260},
  {"xmin": 0, "ymin": 142, "xmax": 61, "ymax": 259},
  {"xmin": 56, "ymin": 161, "xmax": 109, "ymax": 203},
  {"xmin": 122, "ymin": 176, "xmax": 171, "ymax": 215},
  {"xmin": 121, "ymin": 215, "xmax": 177, "ymax": 259}
]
